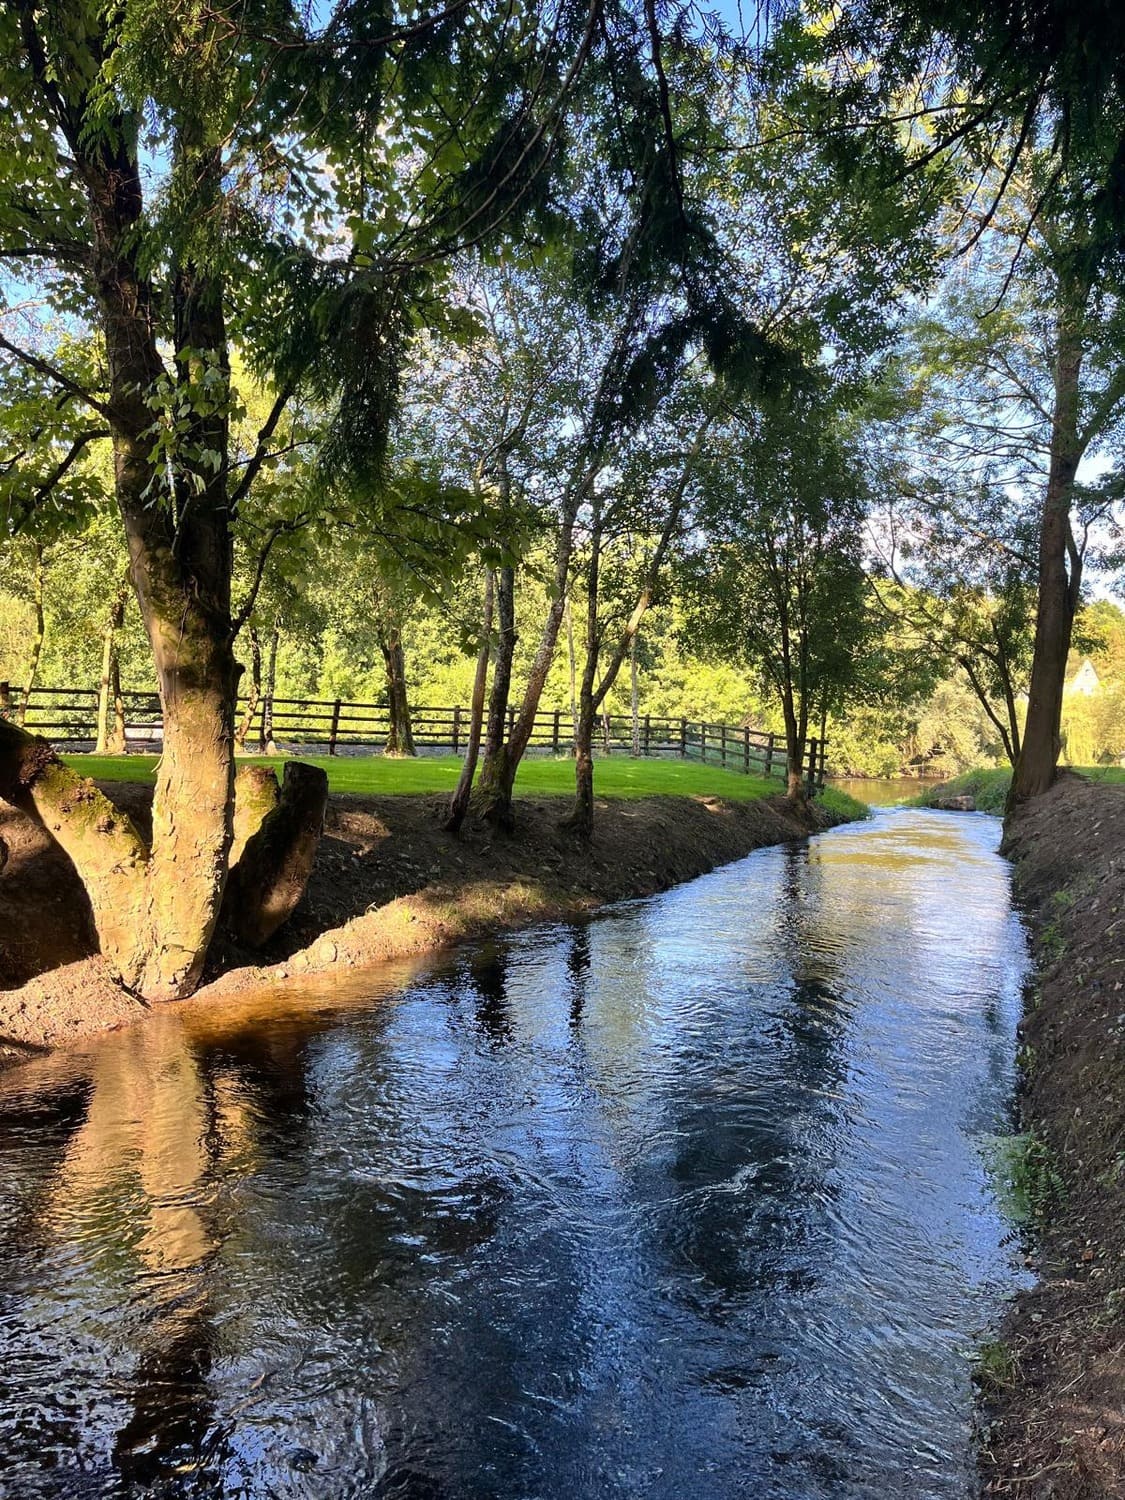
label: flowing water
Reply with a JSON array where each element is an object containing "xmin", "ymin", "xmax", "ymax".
[{"xmin": 0, "ymin": 808, "xmax": 1029, "ymax": 1499}]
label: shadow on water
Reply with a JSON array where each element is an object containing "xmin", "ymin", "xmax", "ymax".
[{"xmin": 0, "ymin": 808, "xmax": 1029, "ymax": 1499}]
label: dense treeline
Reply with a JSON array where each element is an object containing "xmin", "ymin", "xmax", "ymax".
[
  {"xmin": 3, "ymin": 0, "xmax": 1125, "ymax": 998},
  {"xmin": 7, "ymin": 535, "xmax": 1125, "ymax": 779}
]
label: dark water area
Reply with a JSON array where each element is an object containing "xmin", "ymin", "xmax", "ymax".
[{"xmin": 0, "ymin": 809, "xmax": 1028, "ymax": 1499}]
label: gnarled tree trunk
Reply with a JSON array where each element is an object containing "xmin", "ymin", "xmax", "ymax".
[{"xmin": 0, "ymin": 717, "xmax": 150, "ymax": 986}]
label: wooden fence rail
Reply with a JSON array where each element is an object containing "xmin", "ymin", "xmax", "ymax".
[{"xmin": 0, "ymin": 683, "xmax": 829, "ymax": 792}]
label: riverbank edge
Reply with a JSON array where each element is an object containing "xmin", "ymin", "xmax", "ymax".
[
  {"xmin": 0, "ymin": 785, "xmax": 864, "ymax": 1064},
  {"xmin": 980, "ymin": 773, "xmax": 1125, "ymax": 1497}
]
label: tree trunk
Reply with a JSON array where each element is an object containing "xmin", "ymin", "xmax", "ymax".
[
  {"xmin": 17, "ymin": 543, "xmax": 46, "ymax": 727},
  {"xmin": 630, "ymin": 631, "xmax": 640, "ymax": 757},
  {"xmin": 474, "ymin": 559, "xmax": 517, "ymax": 830},
  {"xmin": 229, "ymin": 762, "xmax": 281, "ymax": 869},
  {"xmin": 0, "ymin": 718, "xmax": 150, "ymax": 987},
  {"xmin": 95, "ymin": 578, "xmax": 129, "ymax": 754},
  {"xmin": 138, "ymin": 622, "xmax": 239, "ymax": 999},
  {"xmin": 1010, "ymin": 290, "xmax": 1086, "ymax": 805},
  {"xmin": 566, "ymin": 594, "xmax": 578, "ymax": 753},
  {"xmin": 783, "ymin": 692, "xmax": 806, "ymax": 805},
  {"xmin": 447, "ymin": 570, "xmax": 494, "ymax": 833},
  {"xmin": 561, "ymin": 518, "xmax": 602, "ymax": 840},
  {"xmin": 236, "ymin": 626, "xmax": 261, "ymax": 749},
  {"xmin": 565, "ymin": 696, "xmax": 597, "ymax": 840},
  {"xmin": 223, "ymin": 762, "xmax": 329, "ymax": 947},
  {"xmin": 380, "ymin": 633, "xmax": 416, "ymax": 757},
  {"xmin": 260, "ymin": 622, "xmax": 280, "ymax": 752}
]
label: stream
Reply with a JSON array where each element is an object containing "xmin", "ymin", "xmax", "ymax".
[{"xmin": 0, "ymin": 806, "xmax": 1029, "ymax": 1499}]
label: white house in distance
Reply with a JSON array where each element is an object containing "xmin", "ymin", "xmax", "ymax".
[{"xmin": 1066, "ymin": 658, "xmax": 1101, "ymax": 696}]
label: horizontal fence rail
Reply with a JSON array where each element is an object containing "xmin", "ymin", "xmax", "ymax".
[{"xmin": 0, "ymin": 683, "xmax": 828, "ymax": 791}]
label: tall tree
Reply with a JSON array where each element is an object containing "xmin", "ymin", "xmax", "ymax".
[
  {"xmin": 0, "ymin": 0, "xmax": 602, "ymax": 998},
  {"xmin": 682, "ymin": 395, "xmax": 873, "ymax": 801}
]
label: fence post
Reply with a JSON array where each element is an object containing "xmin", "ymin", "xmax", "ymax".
[
  {"xmin": 765, "ymin": 733, "xmax": 774, "ymax": 779},
  {"xmin": 553, "ymin": 709, "xmax": 561, "ymax": 754},
  {"xmin": 328, "ymin": 699, "xmax": 342, "ymax": 756},
  {"xmin": 806, "ymin": 737, "xmax": 818, "ymax": 796},
  {"xmin": 700, "ymin": 722, "xmax": 707, "ymax": 763},
  {"xmin": 743, "ymin": 727, "xmax": 750, "ymax": 775},
  {"xmin": 680, "ymin": 718, "xmax": 687, "ymax": 757},
  {"xmin": 643, "ymin": 714, "xmax": 651, "ymax": 757},
  {"xmin": 452, "ymin": 705, "xmax": 462, "ymax": 755},
  {"xmin": 720, "ymin": 724, "xmax": 727, "ymax": 767}
]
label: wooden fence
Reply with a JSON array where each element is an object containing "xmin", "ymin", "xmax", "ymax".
[{"xmin": 0, "ymin": 683, "xmax": 829, "ymax": 791}]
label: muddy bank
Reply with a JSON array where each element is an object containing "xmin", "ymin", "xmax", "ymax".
[
  {"xmin": 0, "ymin": 783, "xmax": 850, "ymax": 1060},
  {"xmin": 983, "ymin": 774, "xmax": 1125, "ymax": 1497}
]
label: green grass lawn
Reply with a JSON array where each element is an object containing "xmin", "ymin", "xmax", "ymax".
[
  {"xmin": 917, "ymin": 764, "xmax": 1125, "ymax": 814},
  {"xmin": 64, "ymin": 750, "xmax": 867, "ymax": 818}
]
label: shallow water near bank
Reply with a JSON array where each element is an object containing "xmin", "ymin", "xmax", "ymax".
[{"xmin": 0, "ymin": 808, "xmax": 1028, "ymax": 1499}]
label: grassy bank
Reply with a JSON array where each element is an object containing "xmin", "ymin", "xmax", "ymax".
[
  {"xmin": 917, "ymin": 763, "xmax": 1125, "ymax": 815},
  {"xmin": 65, "ymin": 751, "xmax": 867, "ymax": 820}
]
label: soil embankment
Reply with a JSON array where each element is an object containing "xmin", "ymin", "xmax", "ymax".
[
  {"xmin": 985, "ymin": 773, "xmax": 1125, "ymax": 1497},
  {"xmin": 0, "ymin": 782, "xmax": 850, "ymax": 1061}
]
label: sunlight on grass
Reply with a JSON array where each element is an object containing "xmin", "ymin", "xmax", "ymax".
[{"xmin": 65, "ymin": 751, "xmax": 800, "ymax": 803}]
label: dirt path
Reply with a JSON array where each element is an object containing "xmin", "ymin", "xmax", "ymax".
[
  {"xmin": 0, "ymin": 782, "xmax": 847, "ymax": 1061},
  {"xmin": 983, "ymin": 774, "xmax": 1125, "ymax": 1498}
]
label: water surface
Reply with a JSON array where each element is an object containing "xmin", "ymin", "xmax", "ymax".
[{"xmin": 0, "ymin": 809, "xmax": 1028, "ymax": 1499}]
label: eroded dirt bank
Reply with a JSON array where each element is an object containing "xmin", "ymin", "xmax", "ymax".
[
  {"xmin": 0, "ymin": 782, "xmax": 848, "ymax": 1061},
  {"xmin": 984, "ymin": 774, "xmax": 1125, "ymax": 1498}
]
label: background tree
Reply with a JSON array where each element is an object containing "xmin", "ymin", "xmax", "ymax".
[{"xmin": 683, "ymin": 394, "xmax": 873, "ymax": 801}]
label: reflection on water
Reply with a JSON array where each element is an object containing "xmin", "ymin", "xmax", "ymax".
[
  {"xmin": 829, "ymin": 776, "xmax": 944, "ymax": 807},
  {"xmin": 0, "ymin": 809, "xmax": 1028, "ymax": 1499}
]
